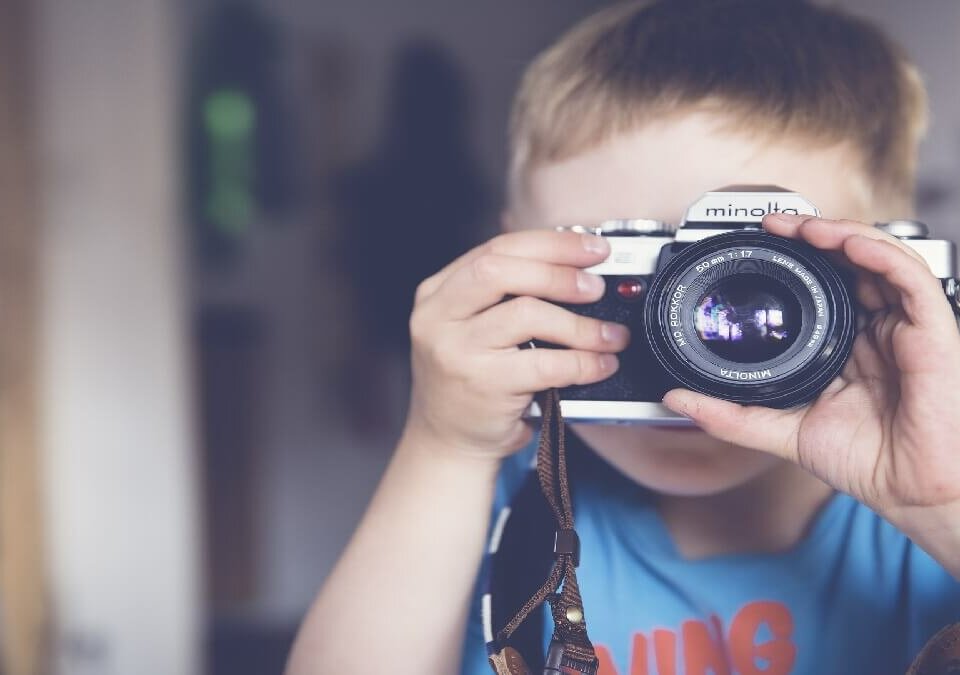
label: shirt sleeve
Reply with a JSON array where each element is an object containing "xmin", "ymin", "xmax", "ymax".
[{"xmin": 459, "ymin": 441, "xmax": 537, "ymax": 675}]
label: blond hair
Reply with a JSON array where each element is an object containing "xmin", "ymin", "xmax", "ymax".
[{"xmin": 509, "ymin": 0, "xmax": 928, "ymax": 210}]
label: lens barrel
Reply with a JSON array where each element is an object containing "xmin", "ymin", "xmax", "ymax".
[{"xmin": 644, "ymin": 232, "xmax": 855, "ymax": 408}]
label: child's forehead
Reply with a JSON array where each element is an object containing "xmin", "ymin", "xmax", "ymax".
[{"xmin": 512, "ymin": 113, "xmax": 874, "ymax": 230}]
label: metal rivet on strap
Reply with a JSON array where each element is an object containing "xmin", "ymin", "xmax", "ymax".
[{"xmin": 566, "ymin": 606, "xmax": 584, "ymax": 624}]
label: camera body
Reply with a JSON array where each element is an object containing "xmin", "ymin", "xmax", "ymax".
[{"xmin": 530, "ymin": 186, "xmax": 960, "ymax": 424}]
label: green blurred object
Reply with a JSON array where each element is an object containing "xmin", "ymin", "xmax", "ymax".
[
  {"xmin": 186, "ymin": 2, "xmax": 295, "ymax": 266},
  {"xmin": 203, "ymin": 89, "xmax": 256, "ymax": 234},
  {"xmin": 204, "ymin": 89, "xmax": 255, "ymax": 138}
]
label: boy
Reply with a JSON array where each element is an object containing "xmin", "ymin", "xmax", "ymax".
[{"xmin": 287, "ymin": 1, "xmax": 960, "ymax": 673}]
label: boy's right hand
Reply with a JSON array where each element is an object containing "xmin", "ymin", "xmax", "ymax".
[{"xmin": 404, "ymin": 230, "xmax": 630, "ymax": 462}]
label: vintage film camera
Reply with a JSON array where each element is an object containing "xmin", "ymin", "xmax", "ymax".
[{"xmin": 529, "ymin": 185, "xmax": 960, "ymax": 424}]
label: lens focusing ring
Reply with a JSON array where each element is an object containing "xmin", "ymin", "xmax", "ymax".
[{"xmin": 643, "ymin": 232, "xmax": 855, "ymax": 408}]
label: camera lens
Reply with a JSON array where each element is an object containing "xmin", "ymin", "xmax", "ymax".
[
  {"xmin": 693, "ymin": 274, "xmax": 802, "ymax": 363},
  {"xmin": 644, "ymin": 232, "xmax": 855, "ymax": 408}
]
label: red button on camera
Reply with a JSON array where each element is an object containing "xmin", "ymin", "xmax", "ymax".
[{"xmin": 616, "ymin": 279, "xmax": 644, "ymax": 301}]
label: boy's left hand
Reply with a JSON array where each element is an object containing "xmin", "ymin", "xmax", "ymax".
[{"xmin": 662, "ymin": 213, "xmax": 960, "ymax": 576}]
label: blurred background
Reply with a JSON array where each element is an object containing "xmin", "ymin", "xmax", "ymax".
[{"xmin": 0, "ymin": 1, "xmax": 958, "ymax": 674}]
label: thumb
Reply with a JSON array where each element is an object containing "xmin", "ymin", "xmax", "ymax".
[{"xmin": 662, "ymin": 388, "xmax": 800, "ymax": 463}]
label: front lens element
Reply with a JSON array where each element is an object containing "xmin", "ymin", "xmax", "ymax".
[{"xmin": 693, "ymin": 274, "xmax": 801, "ymax": 363}]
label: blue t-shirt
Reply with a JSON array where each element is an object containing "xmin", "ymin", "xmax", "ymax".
[{"xmin": 460, "ymin": 442, "xmax": 960, "ymax": 675}]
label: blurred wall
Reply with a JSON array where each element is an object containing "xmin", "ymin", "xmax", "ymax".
[
  {"xmin": 38, "ymin": 1, "xmax": 202, "ymax": 674},
  {"xmin": 0, "ymin": 2, "xmax": 47, "ymax": 674}
]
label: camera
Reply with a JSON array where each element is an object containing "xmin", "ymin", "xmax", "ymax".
[{"xmin": 529, "ymin": 185, "xmax": 960, "ymax": 424}]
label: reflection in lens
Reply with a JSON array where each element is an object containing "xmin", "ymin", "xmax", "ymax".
[
  {"xmin": 694, "ymin": 274, "xmax": 801, "ymax": 363},
  {"xmin": 696, "ymin": 299, "xmax": 786, "ymax": 342}
]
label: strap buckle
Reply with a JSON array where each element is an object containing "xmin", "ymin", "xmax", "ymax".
[{"xmin": 553, "ymin": 529, "xmax": 580, "ymax": 567}]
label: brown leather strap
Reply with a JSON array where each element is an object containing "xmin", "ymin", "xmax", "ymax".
[
  {"xmin": 492, "ymin": 389, "xmax": 598, "ymax": 674},
  {"xmin": 489, "ymin": 647, "xmax": 533, "ymax": 675}
]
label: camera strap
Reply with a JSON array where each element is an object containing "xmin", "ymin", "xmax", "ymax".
[{"xmin": 488, "ymin": 389, "xmax": 599, "ymax": 675}]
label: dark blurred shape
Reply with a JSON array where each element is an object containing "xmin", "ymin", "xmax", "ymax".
[
  {"xmin": 334, "ymin": 40, "xmax": 490, "ymax": 433},
  {"xmin": 186, "ymin": 2, "xmax": 297, "ymax": 265},
  {"xmin": 207, "ymin": 619, "xmax": 296, "ymax": 675},
  {"xmin": 198, "ymin": 307, "xmax": 265, "ymax": 616},
  {"xmin": 338, "ymin": 40, "xmax": 490, "ymax": 353},
  {"xmin": 917, "ymin": 179, "xmax": 953, "ymax": 212}
]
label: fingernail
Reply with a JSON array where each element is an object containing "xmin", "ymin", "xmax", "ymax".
[
  {"xmin": 577, "ymin": 271, "xmax": 605, "ymax": 294},
  {"xmin": 581, "ymin": 233, "xmax": 609, "ymax": 256},
  {"xmin": 598, "ymin": 354, "xmax": 618, "ymax": 373},
  {"xmin": 601, "ymin": 322, "xmax": 629, "ymax": 343}
]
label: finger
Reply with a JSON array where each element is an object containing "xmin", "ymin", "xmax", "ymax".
[
  {"xmin": 661, "ymin": 388, "xmax": 800, "ymax": 462},
  {"xmin": 854, "ymin": 274, "xmax": 889, "ymax": 312},
  {"xmin": 841, "ymin": 235, "xmax": 955, "ymax": 332},
  {"xmin": 848, "ymin": 264, "xmax": 904, "ymax": 310},
  {"xmin": 422, "ymin": 254, "xmax": 606, "ymax": 321},
  {"xmin": 765, "ymin": 213, "xmax": 941, "ymax": 317},
  {"xmin": 415, "ymin": 230, "xmax": 610, "ymax": 302},
  {"xmin": 467, "ymin": 296, "xmax": 630, "ymax": 351},
  {"xmin": 495, "ymin": 348, "xmax": 619, "ymax": 394},
  {"xmin": 847, "ymin": 325, "xmax": 896, "ymax": 381},
  {"xmin": 763, "ymin": 214, "xmax": 927, "ymax": 264}
]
